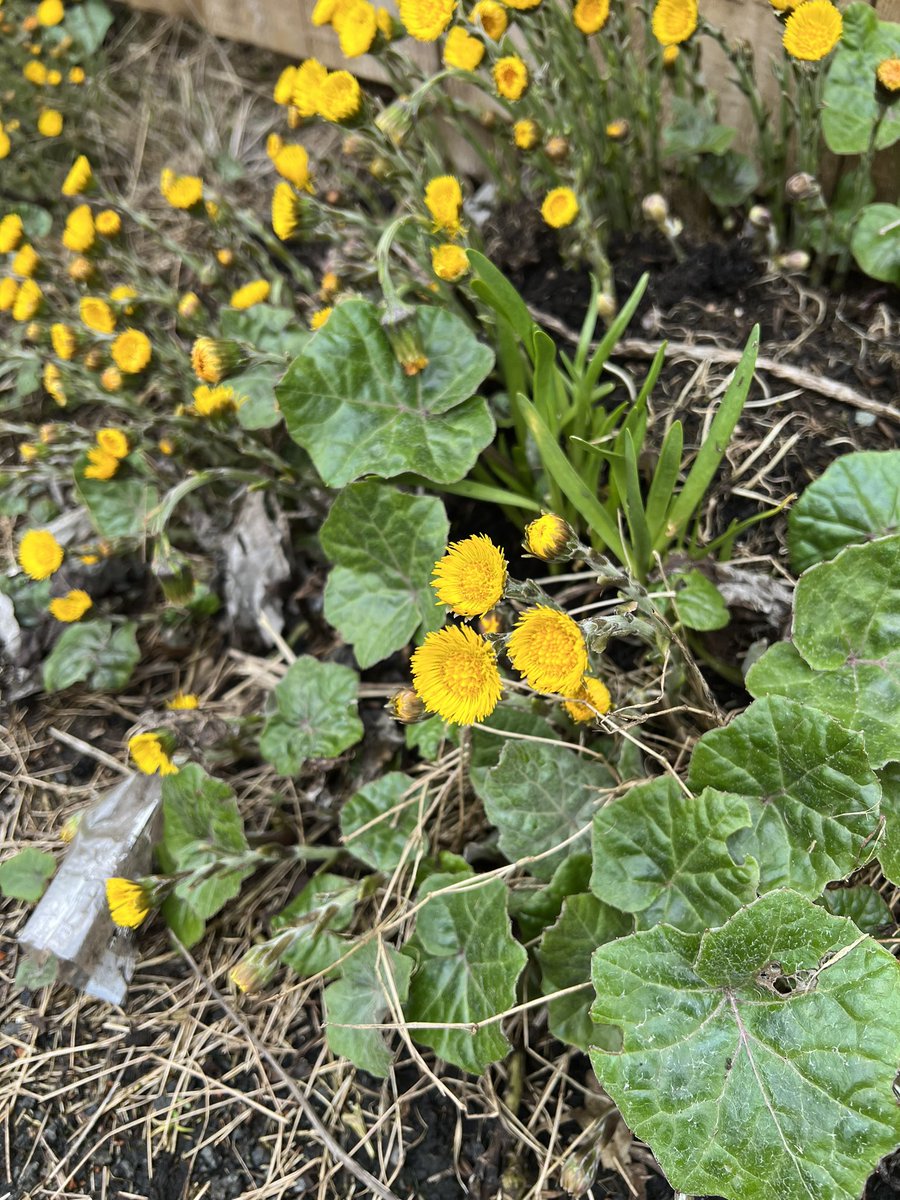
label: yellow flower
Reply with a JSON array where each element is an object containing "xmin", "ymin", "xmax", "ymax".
[
  {"xmin": 96, "ymin": 427, "xmax": 129, "ymax": 458},
  {"xmin": 178, "ymin": 291, "xmax": 201, "ymax": 318},
  {"xmin": 18, "ymin": 529, "xmax": 64, "ymax": 580},
  {"xmin": 292, "ymin": 58, "xmax": 328, "ymax": 117},
  {"xmin": 111, "ymin": 329, "xmax": 152, "ymax": 374},
  {"xmin": 23, "ymin": 60, "xmax": 48, "ymax": 85},
  {"xmin": 514, "ymin": 118, "xmax": 538, "ymax": 149},
  {"xmin": 51, "ymin": 323, "xmax": 76, "ymax": 360},
  {"xmin": 68, "ymin": 256, "xmax": 93, "ymax": 282},
  {"xmin": 83, "ymin": 348, "xmax": 103, "ymax": 371},
  {"xmin": 507, "ymin": 606, "xmax": 588, "ymax": 695},
  {"xmin": 230, "ymin": 279, "xmax": 271, "ymax": 309},
  {"xmin": 573, "ymin": 0, "xmax": 609, "ymax": 35},
  {"xmin": 432, "ymin": 534, "xmax": 508, "ymax": 617},
  {"xmin": 273, "ymin": 144, "xmax": 313, "ymax": 190},
  {"xmin": 12, "ymin": 279, "xmax": 43, "ymax": 321},
  {"xmin": 432, "ymin": 242, "xmax": 470, "ymax": 282},
  {"xmin": 386, "ymin": 688, "xmax": 427, "ymax": 723},
  {"xmin": 494, "ymin": 55, "xmax": 528, "ymax": 100},
  {"xmin": 110, "ymin": 284, "xmax": 137, "ymax": 314},
  {"xmin": 479, "ymin": 610, "xmax": 502, "ymax": 636},
  {"xmin": 878, "ymin": 57, "xmax": 900, "ymax": 92},
  {"xmin": 69, "ymin": 66, "xmax": 86, "ymax": 84},
  {"xmin": 0, "ymin": 128, "xmax": 10, "ymax": 160},
  {"xmin": 606, "ymin": 118, "xmax": 629, "ymax": 139},
  {"xmin": 191, "ymin": 337, "xmax": 244, "ymax": 383},
  {"xmin": 470, "ymin": 0, "xmax": 507, "ymax": 38},
  {"xmin": 425, "ymin": 174, "xmax": 463, "ymax": 235},
  {"xmin": 47, "ymin": 69, "xmax": 62, "ymax": 86},
  {"xmin": 273, "ymin": 64, "xmax": 298, "ymax": 105},
  {"xmin": 318, "ymin": 70, "xmax": 362, "ymax": 121},
  {"xmin": 311, "ymin": 0, "xmax": 342, "ymax": 24},
  {"xmin": 663, "ymin": 43, "xmax": 679, "ymax": 65},
  {"xmin": 96, "ymin": 209, "xmax": 121, "ymax": 237},
  {"xmin": 334, "ymin": 0, "xmax": 378, "ymax": 57},
  {"xmin": 193, "ymin": 383, "xmax": 237, "ymax": 416},
  {"xmin": 0, "ymin": 278, "xmax": 17, "ymax": 311},
  {"xmin": 651, "ymin": 0, "xmax": 697, "ymax": 46},
  {"xmin": 62, "ymin": 203, "xmax": 95, "ymax": 253},
  {"xmin": 505, "ymin": 0, "xmax": 541, "ymax": 9},
  {"xmin": 167, "ymin": 691, "xmax": 199, "ymax": 710},
  {"xmin": 0, "ymin": 213, "xmax": 23, "ymax": 253},
  {"xmin": 563, "ymin": 676, "xmax": 612, "ymax": 723},
  {"xmin": 19, "ymin": 442, "xmax": 38, "ymax": 462},
  {"xmin": 80, "ymin": 296, "xmax": 115, "ymax": 333},
  {"xmin": 310, "ymin": 306, "xmax": 333, "ymax": 329},
  {"xmin": 411, "ymin": 624, "xmax": 502, "ymax": 724},
  {"xmin": 43, "ymin": 362, "xmax": 66, "ymax": 406},
  {"xmin": 376, "ymin": 7, "xmax": 394, "ymax": 38},
  {"xmin": 62, "ymin": 154, "xmax": 92, "ymax": 196},
  {"xmin": 49, "ymin": 589, "xmax": 93, "ymax": 622},
  {"xmin": 272, "ymin": 181, "xmax": 303, "ymax": 240},
  {"xmin": 37, "ymin": 108, "xmax": 63, "ymax": 137},
  {"xmin": 216, "ymin": 248, "xmax": 233, "ymax": 267},
  {"xmin": 84, "ymin": 446, "xmax": 119, "ymax": 480},
  {"xmin": 106, "ymin": 878, "xmax": 152, "ymax": 928},
  {"xmin": 541, "ymin": 187, "xmax": 579, "ymax": 228},
  {"xmin": 782, "ymin": 0, "xmax": 842, "ymax": 62},
  {"xmin": 158, "ymin": 438, "xmax": 174, "ymax": 455},
  {"xmin": 160, "ymin": 169, "xmax": 203, "ymax": 209},
  {"xmin": 100, "ymin": 366, "xmax": 122, "ymax": 391},
  {"xmin": 266, "ymin": 132, "xmax": 284, "ymax": 159},
  {"xmin": 37, "ymin": 0, "xmax": 64, "ymax": 25},
  {"xmin": 770, "ymin": 0, "xmax": 803, "ymax": 9},
  {"xmin": 320, "ymin": 270, "xmax": 340, "ymax": 297},
  {"xmin": 399, "ymin": 0, "xmax": 454, "ymax": 40},
  {"xmin": 443, "ymin": 26, "xmax": 485, "ymax": 70},
  {"xmin": 12, "ymin": 244, "xmax": 39, "ymax": 277},
  {"xmin": 524, "ymin": 514, "xmax": 578, "ymax": 562},
  {"xmin": 128, "ymin": 732, "xmax": 178, "ymax": 777}
]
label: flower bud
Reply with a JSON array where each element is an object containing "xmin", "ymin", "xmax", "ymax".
[
  {"xmin": 605, "ymin": 118, "xmax": 629, "ymax": 140},
  {"xmin": 524, "ymin": 513, "xmax": 580, "ymax": 563},
  {"xmin": 386, "ymin": 688, "xmax": 427, "ymax": 724},
  {"xmin": 381, "ymin": 302, "xmax": 429, "ymax": 376},
  {"xmin": 230, "ymin": 942, "xmax": 280, "ymax": 994},
  {"xmin": 375, "ymin": 96, "xmax": 413, "ymax": 145},
  {"xmin": 152, "ymin": 542, "xmax": 195, "ymax": 605},
  {"xmin": 559, "ymin": 1138, "xmax": 604, "ymax": 1197},
  {"xmin": 785, "ymin": 172, "xmax": 820, "ymax": 203},
  {"xmin": 190, "ymin": 336, "xmax": 246, "ymax": 384},
  {"xmin": 545, "ymin": 135, "xmax": 570, "ymax": 162},
  {"xmin": 642, "ymin": 192, "xmax": 669, "ymax": 225},
  {"xmin": 748, "ymin": 204, "xmax": 772, "ymax": 230},
  {"xmin": 775, "ymin": 249, "xmax": 811, "ymax": 273}
]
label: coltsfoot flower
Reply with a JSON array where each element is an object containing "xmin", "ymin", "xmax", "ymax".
[
  {"xmin": 193, "ymin": 384, "xmax": 237, "ymax": 416},
  {"xmin": 399, "ymin": 0, "xmax": 454, "ymax": 41},
  {"xmin": 18, "ymin": 529, "xmax": 64, "ymax": 580},
  {"xmin": 292, "ymin": 58, "xmax": 328, "ymax": 116},
  {"xmin": 573, "ymin": 0, "xmax": 609, "ymax": 35},
  {"xmin": 38, "ymin": 108, "xmax": 64, "ymax": 137},
  {"xmin": 411, "ymin": 624, "xmax": 502, "ymax": 724},
  {"xmin": 84, "ymin": 447, "xmax": 120, "ymax": 480},
  {"xmin": 49, "ymin": 589, "xmax": 92, "ymax": 622},
  {"xmin": 310, "ymin": 306, "xmax": 333, "ymax": 330},
  {"xmin": 128, "ymin": 732, "xmax": 179, "ymax": 776},
  {"xmin": 51, "ymin": 323, "xmax": 77, "ymax": 360},
  {"xmin": 167, "ymin": 691, "xmax": 199, "ymax": 710},
  {"xmin": 318, "ymin": 70, "xmax": 362, "ymax": 121},
  {"xmin": 507, "ymin": 606, "xmax": 588, "ymax": 695},
  {"xmin": 0, "ymin": 214, "xmax": 24, "ymax": 253},
  {"xmin": 513, "ymin": 118, "xmax": 538, "ymax": 149},
  {"xmin": 272, "ymin": 181, "xmax": 303, "ymax": 240},
  {"xmin": 494, "ymin": 55, "xmax": 528, "ymax": 100},
  {"xmin": 877, "ymin": 57, "xmax": 900, "ymax": 94},
  {"xmin": 470, "ymin": 0, "xmax": 507, "ymax": 38},
  {"xmin": 431, "ymin": 242, "xmax": 470, "ymax": 281},
  {"xmin": 230, "ymin": 279, "xmax": 271, "ymax": 309},
  {"xmin": 111, "ymin": 329, "xmax": 152, "ymax": 374},
  {"xmin": 42, "ymin": 362, "xmax": 66, "ymax": 406},
  {"xmin": 443, "ymin": 25, "xmax": 485, "ymax": 70},
  {"xmin": 541, "ymin": 187, "xmax": 579, "ymax": 228},
  {"xmin": 62, "ymin": 203, "xmax": 95, "ymax": 253},
  {"xmin": 651, "ymin": 0, "xmax": 698, "ymax": 46},
  {"xmin": 96, "ymin": 428, "xmax": 129, "ymax": 458},
  {"xmin": 425, "ymin": 175, "xmax": 463, "ymax": 235},
  {"xmin": 273, "ymin": 144, "xmax": 313, "ymax": 190},
  {"xmin": 562, "ymin": 676, "xmax": 612, "ymax": 723},
  {"xmin": 432, "ymin": 534, "xmax": 508, "ymax": 617},
  {"xmin": 782, "ymin": 0, "xmax": 842, "ymax": 60},
  {"xmin": 12, "ymin": 279, "xmax": 43, "ymax": 321},
  {"xmin": 191, "ymin": 337, "xmax": 245, "ymax": 383},
  {"xmin": 524, "ymin": 514, "xmax": 579, "ymax": 562},
  {"xmin": 386, "ymin": 688, "xmax": 427, "ymax": 723},
  {"xmin": 334, "ymin": 0, "xmax": 378, "ymax": 57},
  {"xmin": 80, "ymin": 296, "xmax": 116, "ymax": 333},
  {"xmin": 160, "ymin": 168, "xmax": 203, "ymax": 209},
  {"xmin": 12, "ymin": 244, "xmax": 39, "ymax": 278},
  {"xmin": 96, "ymin": 210, "xmax": 121, "ymax": 237},
  {"xmin": 106, "ymin": 878, "xmax": 152, "ymax": 928}
]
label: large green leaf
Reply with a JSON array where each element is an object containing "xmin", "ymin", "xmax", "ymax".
[
  {"xmin": 590, "ymin": 890, "xmax": 900, "ymax": 1200},
  {"xmin": 819, "ymin": 885, "xmax": 893, "ymax": 935},
  {"xmin": 404, "ymin": 876, "xmax": 527, "ymax": 1073},
  {"xmin": 340, "ymin": 772, "xmax": 428, "ymax": 872},
  {"xmin": 75, "ymin": 459, "xmax": 158, "ymax": 540},
  {"xmin": 688, "ymin": 696, "xmax": 881, "ymax": 894},
  {"xmin": 536, "ymin": 893, "xmax": 629, "ymax": 1050},
  {"xmin": 64, "ymin": 0, "xmax": 114, "ymax": 54},
  {"xmin": 509, "ymin": 853, "xmax": 593, "ymax": 942},
  {"xmin": 273, "ymin": 873, "xmax": 360, "ymax": 978},
  {"xmin": 822, "ymin": 4, "xmax": 900, "ymax": 154},
  {"xmin": 161, "ymin": 765, "xmax": 250, "ymax": 922},
  {"xmin": 276, "ymin": 300, "xmax": 495, "ymax": 486},
  {"xmin": 259, "ymin": 657, "xmax": 363, "ymax": 776},
  {"xmin": 788, "ymin": 450, "xmax": 900, "ymax": 572},
  {"xmin": 851, "ymin": 204, "xmax": 900, "ymax": 286},
  {"xmin": 42, "ymin": 620, "xmax": 139, "ymax": 693},
  {"xmin": 0, "ymin": 848, "xmax": 55, "ymax": 902},
  {"xmin": 319, "ymin": 481, "xmax": 448, "ymax": 668},
  {"xmin": 591, "ymin": 779, "xmax": 758, "ymax": 931},
  {"xmin": 468, "ymin": 703, "xmax": 555, "ymax": 798},
  {"xmin": 323, "ymin": 940, "xmax": 413, "ymax": 1077},
  {"xmin": 479, "ymin": 741, "xmax": 614, "ymax": 881},
  {"xmin": 747, "ymin": 537, "xmax": 900, "ymax": 769},
  {"xmin": 877, "ymin": 762, "xmax": 900, "ymax": 886}
]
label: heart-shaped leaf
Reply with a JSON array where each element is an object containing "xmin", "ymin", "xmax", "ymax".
[
  {"xmin": 259, "ymin": 657, "xmax": 363, "ymax": 777},
  {"xmin": 822, "ymin": 4, "xmax": 900, "ymax": 154},
  {"xmin": 43, "ymin": 620, "xmax": 140, "ymax": 693},
  {"xmin": 819, "ymin": 885, "xmax": 893, "ymax": 935},
  {"xmin": 851, "ymin": 203, "xmax": 900, "ymax": 286},
  {"xmin": 324, "ymin": 940, "xmax": 413, "ymax": 1078},
  {"xmin": 273, "ymin": 873, "xmax": 361, "ymax": 978},
  {"xmin": 340, "ymin": 772, "xmax": 428, "ymax": 873},
  {"xmin": 0, "ymin": 848, "xmax": 55, "ymax": 902}
]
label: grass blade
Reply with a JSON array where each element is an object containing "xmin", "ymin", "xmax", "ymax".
[{"xmin": 645, "ymin": 420, "xmax": 684, "ymax": 545}]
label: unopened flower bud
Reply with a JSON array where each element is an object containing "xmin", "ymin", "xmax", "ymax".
[
  {"xmin": 230, "ymin": 942, "xmax": 280, "ymax": 994},
  {"xmin": 748, "ymin": 204, "xmax": 772, "ymax": 230},
  {"xmin": 386, "ymin": 688, "xmax": 427, "ymax": 724},
  {"xmin": 775, "ymin": 249, "xmax": 811, "ymax": 273},
  {"xmin": 785, "ymin": 172, "xmax": 820, "ymax": 203},
  {"xmin": 605, "ymin": 118, "xmax": 629, "ymax": 141},
  {"xmin": 545, "ymin": 135, "xmax": 570, "ymax": 162},
  {"xmin": 381, "ymin": 302, "xmax": 428, "ymax": 376},
  {"xmin": 596, "ymin": 292, "xmax": 616, "ymax": 320},
  {"xmin": 375, "ymin": 96, "xmax": 413, "ymax": 146},
  {"xmin": 559, "ymin": 1138, "xmax": 604, "ymax": 1197},
  {"xmin": 152, "ymin": 542, "xmax": 195, "ymax": 605},
  {"xmin": 524, "ymin": 513, "xmax": 580, "ymax": 563},
  {"xmin": 479, "ymin": 610, "xmax": 503, "ymax": 636},
  {"xmin": 642, "ymin": 192, "xmax": 669, "ymax": 225}
]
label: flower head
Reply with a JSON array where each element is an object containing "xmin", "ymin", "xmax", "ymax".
[
  {"xmin": 310, "ymin": 306, "xmax": 333, "ymax": 330},
  {"xmin": 335, "ymin": 0, "xmax": 378, "ymax": 56},
  {"xmin": 38, "ymin": 109, "xmax": 64, "ymax": 137},
  {"xmin": 49, "ymin": 589, "xmax": 93, "ymax": 622},
  {"xmin": 111, "ymin": 329, "xmax": 152, "ymax": 374},
  {"xmin": 37, "ymin": 0, "xmax": 65, "ymax": 26},
  {"xmin": 167, "ymin": 691, "xmax": 199, "ymax": 710},
  {"xmin": 443, "ymin": 26, "xmax": 485, "ymax": 70},
  {"xmin": 101, "ymin": 366, "xmax": 123, "ymax": 391},
  {"xmin": 783, "ymin": 0, "xmax": 842, "ymax": 61},
  {"xmin": 432, "ymin": 242, "xmax": 470, "ymax": 281},
  {"xmin": 507, "ymin": 605, "xmax": 588, "ymax": 695},
  {"xmin": 43, "ymin": 362, "xmax": 66, "ymax": 406},
  {"xmin": 399, "ymin": 0, "xmax": 454, "ymax": 41},
  {"xmin": 541, "ymin": 187, "xmax": 579, "ymax": 228},
  {"xmin": 12, "ymin": 279, "xmax": 43, "ymax": 321},
  {"xmin": 514, "ymin": 118, "xmax": 538, "ymax": 149},
  {"xmin": 18, "ymin": 529, "xmax": 64, "ymax": 580},
  {"xmin": 128, "ymin": 732, "xmax": 178, "ymax": 776},
  {"xmin": 318, "ymin": 71, "xmax": 362, "ymax": 121},
  {"xmin": 273, "ymin": 144, "xmax": 313, "ymax": 192},
  {"xmin": 62, "ymin": 203, "xmax": 95, "ymax": 253},
  {"xmin": 13, "ymin": 244, "xmax": 39, "ymax": 278},
  {"xmin": 411, "ymin": 624, "xmax": 502, "ymax": 724},
  {"xmin": 69, "ymin": 67, "xmax": 86, "ymax": 85},
  {"xmin": 96, "ymin": 209, "xmax": 121, "ymax": 237},
  {"xmin": 68, "ymin": 256, "xmax": 94, "ymax": 282},
  {"xmin": 96, "ymin": 428, "xmax": 129, "ymax": 458},
  {"xmin": 106, "ymin": 878, "xmax": 152, "ymax": 928},
  {"xmin": 230, "ymin": 279, "xmax": 271, "ymax": 309},
  {"xmin": 193, "ymin": 384, "xmax": 237, "ymax": 416},
  {"xmin": 0, "ymin": 278, "xmax": 18, "ymax": 311},
  {"xmin": 432, "ymin": 535, "xmax": 508, "ymax": 617},
  {"xmin": 470, "ymin": 0, "xmax": 507, "ymax": 37},
  {"xmin": 386, "ymin": 688, "xmax": 428, "ymax": 723},
  {"xmin": 160, "ymin": 169, "xmax": 203, "ymax": 209},
  {"xmin": 84, "ymin": 446, "xmax": 120, "ymax": 480},
  {"xmin": 273, "ymin": 65, "xmax": 298, "ymax": 105},
  {"xmin": 651, "ymin": 0, "xmax": 698, "ymax": 46},
  {"xmin": 80, "ymin": 296, "xmax": 116, "ymax": 333},
  {"xmin": 51, "ymin": 323, "xmax": 76, "ymax": 360},
  {"xmin": 573, "ymin": 0, "xmax": 609, "ymax": 35},
  {"xmin": 877, "ymin": 57, "xmax": 900, "ymax": 95},
  {"xmin": 425, "ymin": 175, "xmax": 463, "ymax": 235},
  {"xmin": 191, "ymin": 337, "xmax": 244, "ymax": 383},
  {"xmin": 562, "ymin": 676, "xmax": 612, "ymax": 723},
  {"xmin": 272, "ymin": 181, "xmax": 303, "ymax": 240},
  {"xmin": 524, "ymin": 514, "xmax": 579, "ymax": 562},
  {"xmin": 292, "ymin": 58, "xmax": 328, "ymax": 117},
  {"xmin": 0, "ymin": 214, "xmax": 24, "ymax": 253},
  {"xmin": 494, "ymin": 55, "xmax": 528, "ymax": 100}
]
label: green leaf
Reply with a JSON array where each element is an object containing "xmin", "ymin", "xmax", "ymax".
[
  {"xmin": 0, "ymin": 848, "xmax": 55, "ymax": 902},
  {"xmin": 663, "ymin": 96, "xmax": 736, "ymax": 158},
  {"xmin": 788, "ymin": 450, "xmax": 900, "ymax": 572},
  {"xmin": 688, "ymin": 696, "xmax": 881, "ymax": 894},
  {"xmin": 879, "ymin": 762, "xmax": 900, "ymax": 886},
  {"xmin": 324, "ymin": 940, "xmax": 413, "ymax": 1077},
  {"xmin": 404, "ymin": 876, "xmax": 527, "ymax": 1073},
  {"xmin": 696, "ymin": 150, "xmax": 759, "ymax": 208},
  {"xmin": 161, "ymin": 765, "xmax": 250, "ymax": 922},
  {"xmin": 64, "ymin": 0, "xmax": 113, "ymax": 54},
  {"xmin": 340, "ymin": 772, "xmax": 428, "ymax": 872},
  {"xmin": 747, "ymin": 537, "xmax": 900, "ymax": 769},
  {"xmin": 479, "ymin": 740, "xmax": 614, "ymax": 881},
  {"xmin": 591, "ymin": 779, "xmax": 758, "ymax": 931},
  {"xmin": 273, "ymin": 873, "xmax": 360, "ymax": 978},
  {"xmin": 220, "ymin": 303, "xmax": 297, "ymax": 349},
  {"xmin": 819, "ymin": 885, "xmax": 893, "ymax": 935},
  {"xmin": 319, "ymin": 481, "xmax": 448, "ymax": 668},
  {"xmin": 405, "ymin": 714, "xmax": 451, "ymax": 761},
  {"xmin": 673, "ymin": 569, "xmax": 730, "ymax": 631},
  {"xmin": 591, "ymin": 890, "xmax": 900, "ymax": 1200},
  {"xmin": 468, "ymin": 702, "xmax": 556, "ymax": 799},
  {"xmin": 13, "ymin": 202, "xmax": 53, "ymax": 240},
  {"xmin": 644, "ymin": 418, "xmax": 682, "ymax": 545},
  {"xmin": 233, "ymin": 366, "xmax": 283, "ymax": 431},
  {"xmin": 160, "ymin": 894, "xmax": 207, "ymax": 948},
  {"xmin": 277, "ymin": 300, "xmax": 495, "ymax": 486},
  {"xmin": 509, "ymin": 853, "xmax": 593, "ymax": 942},
  {"xmin": 15, "ymin": 953, "xmax": 59, "ymax": 990},
  {"xmin": 42, "ymin": 620, "xmax": 139, "ymax": 693},
  {"xmin": 75, "ymin": 459, "xmax": 158, "ymax": 539},
  {"xmin": 259, "ymin": 657, "xmax": 363, "ymax": 777},
  {"xmin": 851, "ymin": 203, "xmax": 900, "ymax": 286},
  {"xmin": 467, "ymin": 250, "xmax": 535, "ymax": 348},
  {"xmin": 537, "ymin": 893, "xmax": 630, "ymax": 1050},
  {"xmin": 822, "ymin": 4, "xmax": 900, "ymax": 154}
]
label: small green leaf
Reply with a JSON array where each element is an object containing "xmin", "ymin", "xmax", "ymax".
[
  {"xmin": 259, "ymin": 657, "xmax": 363, "ymax": 777},
  {"xmin": 324, "ymin": 940, "xmax": 413, "ymax": 1077},
  {"xmin": 468, "ymin": 703, "xmax": 555, "ymax": 798},
  {"xmin": 341, "ymin": 772, "xmax": 428, "ymax": 872},
  {"xmin": 277, "ymin": 300, "xmax": 495, "ymax": 486},
  {"xmin": 673, "ymin": 569, "xmax": 730, "ymax": 631},
  {"xmin": 15, "ymin": 953, "xmax": 59, "ymax": 990},
  {"xmin": 537, "ymin": 893, "xmax": 630, "ymax": 1050},
  {"xmin": 273, "ymin": 873, "xmax": 360, "ymax": 978},
  {"xmin": 13, "ymin": 202, "xmax": 53, "ymax": 240},
  {"xmin": 405, "ymin": 714, "xmax": 451, "ymax": 761},
  {"xmin": 0, "ymin": 848, "xmax": 56, "ymax": 901},
  {"xmin": 161, "ymin": 765, "xmax": 250, "ymax": 922},
  {"xmin": 75, "ymin": 460, "xmax": 159, "ymax": 539},
  {"xmin": 160, "ymin": 894, "xmax": 207, "ymax": 948},
  {"xmin": 404, "ymin": 877, "xmax": 527, "ymax": 1073},
  {"xmin": 220, "ymin": 303, "xmax": 296, "ymax": 347},
  {"xmin": 688, "ymin": 696, "xmax": 881, "ymax": 894},
  {"xmin": 43, "ymin": 620, "xmax": 140, "ymax": 693},
  {"xmin": 591, "ymin": 779, "xmax": 758, "ymax": 931},
  {"xmin": 788, "ymin": 450, "xmax": 900, "ymax": 572},
  {"xmin": 819, "ymin": 885, "xmax": 893, "ymax": 935},
  {"xmin": 64, "ymin": 0, "xmax": 113, "ymax": 54},
  {"xmin": 592, "ymin": 890, "xmax": 900, "ymax": 1200},
  {"xmin": 822, "ymin": 4, "xmax": 900, "ymax": 154},
  {"xmin": 510, "ymin": 853, "xmax": 593, "ymax": 942},
  {"xmin": 233, "ymin": 366, "xmax": 283, "ymax": 431},
  {"xmin": 479, "ymin": 741, "xmax": 614, "ymax": 881},
  {"xmin": 663, "ymin": 96, "xmax": 735, "ymax": 157},
  {"xmin": 851, "ymin": 203, "xmax": 900, "ymax": 286},
  {"xmin": 696, "ymin": 150, "xmax": 759, "ymax": 208},
  {"xmin": 319, "ymin": 481, "xmax": 448, "ymax": 668}
]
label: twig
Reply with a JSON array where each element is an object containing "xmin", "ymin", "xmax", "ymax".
[{"xmin": 47, "ymin": 727, "xmax": 131, "ymax": 776}]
